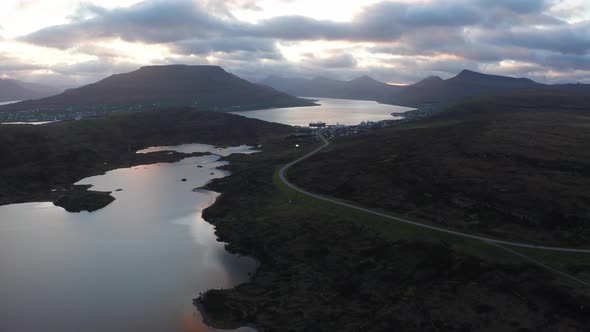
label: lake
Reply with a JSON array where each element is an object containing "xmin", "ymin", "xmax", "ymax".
[
  {"xmin": 0, "ymin": 144, "xmax": 258, "ymax": 332},
  {"xmin": 233, "ymin": 97, "xmax": 414, "ymax": 126}
]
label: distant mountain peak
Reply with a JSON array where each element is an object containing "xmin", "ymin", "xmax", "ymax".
[
  {"xmin": 350, "ymin": 75, "xmax": 380, "ymax": 83},
  {"xmin": 412, "ymin": 75, "xmax": 444, "ymax": 88},
  {"xmin": 453, "ymin": 69, "xmax": 490, "ymax": 80},
  {"xmin": 457, "ymin": 69, "xmax": 480, "ymax": 76},
  {"xmin": 422, "ymin": 76, "xmax": 444, "ymax": 82},
  {"xmin": 0, "ymin": 64, "xmax": 313, "ymax": 112},
  {"xmin": 452, "ymin": 69, "xmax": 537, "ymax": 84}
]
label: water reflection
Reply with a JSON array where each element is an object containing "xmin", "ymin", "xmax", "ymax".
[
  {"xmin": 137, "ymin": 144, "xmax": 258, "ymax": 156},
  {"xmin": 233, "ymin": 97, "xmax": 414, "ymax": 126},
  {"xmin": 0, "ymin": 145, "xmax": 258, "ymax": 332}
]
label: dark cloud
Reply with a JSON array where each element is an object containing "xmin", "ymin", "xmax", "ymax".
[
  {"xmin": 480, "ymin": 21, "xmax": 590, "ymax": 55},
  {"xmin": 308, "ymin": 53, "xmax": 358, "ymax": 69},
  {"xmin": 247, "ymin": 16, "xmax": 351, "ymax": 40},
  {"xmin": 50, "ymin": 60, "xmax": 139, "ymax": 76},
  {"xmin": 538, "ymin": 53, "xmax": 590, "ymax": 71},
  {"xmin": 18, "ymin": 0, "xmax": 581, "ymax": 48},
  {"xmin": 20, "ymin": 0, "xmax": 227, "ymax": 48},
  {"xmin": 10, "ymin": 0, "xmax": 590, "ymax": 85},
  {"xmin": 0, "ymin": 54, "xmax": 44, "ymax": 72},
  {"xmin": 203, "ymin": 0, "xmax": 262, "ymax": 18},
  {"xmin": 172, "ymin": 37, "xmax": 282, "ymax": 59},
  {"xmin": 248, "ymin": 1, "xmax": 481, "ymax": 42},
  {"xmin": 475, "ymin": 0, "xmax": 548, "ymax": 14}
]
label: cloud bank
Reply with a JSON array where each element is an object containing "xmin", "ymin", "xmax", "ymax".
[{"xmin": 2, "ymin": 0, "xmax": 589, "ymax": 86}]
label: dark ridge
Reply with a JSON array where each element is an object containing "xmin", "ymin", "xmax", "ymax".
[{"xmin": 0, "ymin": 65, "xmax": 314, "ymax": 113}]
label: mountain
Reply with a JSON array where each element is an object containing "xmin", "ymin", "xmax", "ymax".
[
  {"xmin": 0, "ymin": 78, "xmax": 59, "ymax": 102},
  {"xmin": 261, "ymin": 70, "xmax": 551, "ymax": 109},
  {"xmin": 382, "ymin": 69, "xmax": 545, "ymax": 108},
  {"xmin": 411, "ymin": 76, "xmax": 444, "ymax": 89},
  {"xmin": 0, "ymin": 65, "xmax": 314, "ymax": 113},
  {"xmin": 260, "ymin": 75, "xmax": 403, "ymax": 101}
]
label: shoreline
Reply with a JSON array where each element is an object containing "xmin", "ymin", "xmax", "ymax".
[
  {"xmin": 192, "ymin": 132, "xmax": 590, "ymax": 331},
  {"xmin": 0, "ymin": 139, "xmax": 265, "ymax": 332}
]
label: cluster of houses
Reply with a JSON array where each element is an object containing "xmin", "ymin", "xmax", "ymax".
[{"xmin": 307, "ymin": 120, "xmax": 400, "ymax": 139}]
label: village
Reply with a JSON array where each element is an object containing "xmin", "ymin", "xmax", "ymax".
[{"xmin": 302, "ymin": 104, "xmax": 434, "ymax": 139}]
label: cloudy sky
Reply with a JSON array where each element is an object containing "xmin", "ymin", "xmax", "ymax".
[{"xmin": 0, "ymin": 0, "xmax": 589, "ymax": 88}]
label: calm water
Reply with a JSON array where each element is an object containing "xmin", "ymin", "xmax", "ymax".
[
  {"xmin": 0, "ymin": 144, "xmax": 258, "ymax": 332},
  {"xmin": 233, "ymin": 97, "xmax": 414, "ymax": 126}
]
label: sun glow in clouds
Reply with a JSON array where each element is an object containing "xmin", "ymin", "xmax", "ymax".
[
  {"xmin": 0, "ymin": 0, "xmax": 589, "ymax": 86},
  {"xmin": 88, "ymin": 39, "xmax": 172, "ymax": 64}
]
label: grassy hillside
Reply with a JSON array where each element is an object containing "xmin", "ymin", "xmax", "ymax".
[{"xmin": 289, "ymin": 88, "xmax": 590, "ymax": 246}]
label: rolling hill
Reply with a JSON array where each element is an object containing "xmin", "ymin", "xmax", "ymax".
[
  {"xmin": 0, "ymin": 65, "xmax": 314, "ymax": 113},
  {"xmin": 0, "ymin": 78, "xmax": 59, "ymax": 102}
]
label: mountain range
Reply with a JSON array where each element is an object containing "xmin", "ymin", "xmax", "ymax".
[
  {"xmin": 261, "ymin": 70, "xmax": 589, "ymax": 109},
  {"xmin": 0, "ymin": 65, "xmax": 314, "ymax": 113},
  {"xmin": 259, "ymin": 75, "xmax": 403, "ymax": 101},
  {"xmin": 0, "ymin": 78, "xmax": 59, "ymax": 102},
  {"xmin": 385, "ymin": 69, "xmax": 545, "ymax": 107},
  {"xmin": 4, "ymin": 66, "xmax": 588, "ymax": 116}
]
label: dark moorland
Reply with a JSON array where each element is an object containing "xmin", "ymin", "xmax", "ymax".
[
  {"xmin": 0, "ymin": 107, "xmax": 589, "ymax": 331},
  {"xmin": 196, "ymin": 125, "xmax": 590, "ymax": 332},
  {"xmin": 288, "ymin": 88, "xmax": 590, "ymax": 246},
  {"xmin": 0, "ymin": 109, "xmax": 290, "ymax": 210}
]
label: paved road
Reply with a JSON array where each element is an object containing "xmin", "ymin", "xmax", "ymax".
[{"xmin": 279, "ymin": 134, "xmax": 590, "ymax": 254}]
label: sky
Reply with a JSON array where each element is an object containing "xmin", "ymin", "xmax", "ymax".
[{"xmin": 0, "ymin": 0, "xmax": 589, "ymax": 88}]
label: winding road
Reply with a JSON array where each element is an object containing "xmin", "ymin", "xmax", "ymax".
[{"xmin": 279, "ymin": 134, "xmax": 590, "ymax": 254}]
